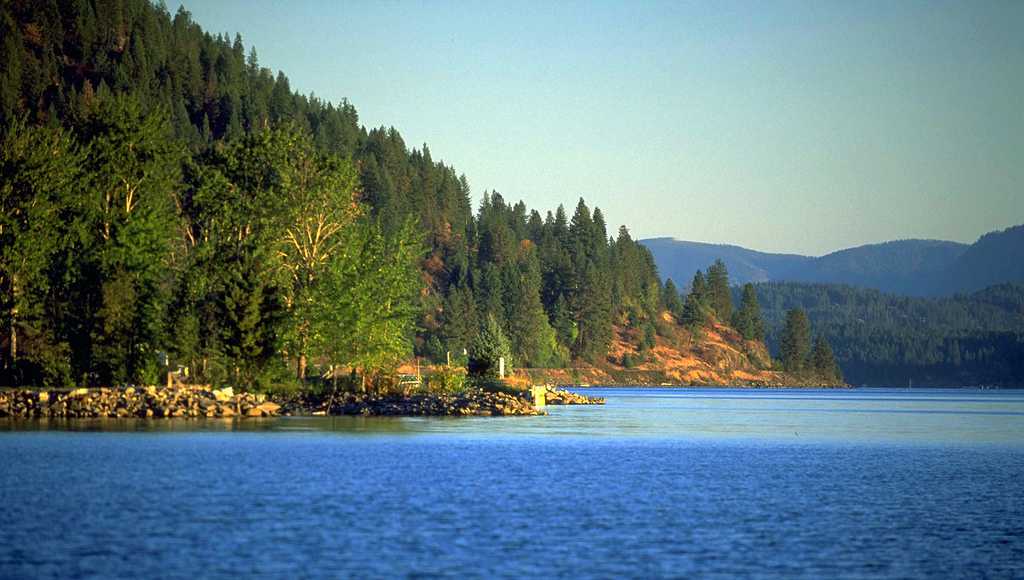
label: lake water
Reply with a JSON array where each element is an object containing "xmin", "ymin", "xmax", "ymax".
[{"xmin": 2, "ymin": 388, "xmax": 1023, "ymax": 579}]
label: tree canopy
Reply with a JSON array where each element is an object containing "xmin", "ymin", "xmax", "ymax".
[
  {"xmin": 0, "ymin": 0, "xmax": 844, "ymax": 390},
  {"xmin": 0, "ymin": 0, "xmax": 667, "ymax": 386}
]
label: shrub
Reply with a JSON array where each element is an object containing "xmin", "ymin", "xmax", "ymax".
[
  {"xmin": 468, "ymin": 314, "xmax": 512, "ymax": 379},
  {"xmin": 427, "ymin": 366, "xmax": 468, "ymax": 393},
  {"xmin": 622, "ymin": 352, "xmax": 637, "ymax": 368}
]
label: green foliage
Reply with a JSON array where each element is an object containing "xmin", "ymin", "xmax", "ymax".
[
  {"xmin": 573, "ymin": 262, "xmax": 613, "ymax": 363},
  {"xmin": 756, "ymin": 281, "xmax": 1024, "ymax": 386},
  {"xmin": 426, "ymin": 366, "xmax": 468, "ymax": 394},
  {"xmin": 468, "ymin": 314, "xmax": 512, "ymax": 379},
  {"xmin": 550, "ymin": 293, "xmax": 576, "ymax": 350},
  {"xmin": 690, "ymin": 271, "xmax": 709, "ymax": 305},
  {"xmin": 640, "ymin": 322, "xmax": 657, "ymax": 352},
  {"xmin": 810, "ymin": 335, "xmax": 841, "ymax": 382},
  {"xmin": 213, "ymin": 247, "xmax": 287, "ymax": 389},
  {"xmin": 780, "ymin": 308, "xmax": 812, "ymax": 372},
  {"xmin": 78, "ymin": 94, "xmax": 182, "ymax": 386},
  {"xmin": 706, "ymin": 259, "xmax": 732, "ymax": 321},
  {"xmin": 307, "ymin": 218, "xmax": 422, "ymax": 378},
  {"xmin": 680, "ymin": 292, "xmax": 709, "ymax": 330},
  {"xmin": 0, "ymin": 120, "xmax": 83, "ymax": 385},
  {"xmin": 1, "ymin": 0, "xmax": 676, "ymax": 389},
  {"xmin": 663, "ymin": 278, "xmax": 684, "ymax": 319},
  {"xmin": 441, "ymin": 281, "xmax": 479, "ymax": 359},
  {"xmin": 621, "ymin": 352, "xmax": 638, "ymax": 368},
  {"xmin": 504, "ymin": 248, "xmax": 561, "ymax": 367},
  {"xmin": 733, "ymin": 283, "xmax": 766, "ymax": 341}
]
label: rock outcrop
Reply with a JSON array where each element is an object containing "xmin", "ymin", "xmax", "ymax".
[
  {"xmin": 0, "ymin": 386, "xmax": 278, "ymax": 419},
  {"xmin": 543, "ymin": 388, "xmax": 605, "ymax": 405},
  {"xmin": 0, "ymin": 386, "xmax": 549, "ymax": 419}
]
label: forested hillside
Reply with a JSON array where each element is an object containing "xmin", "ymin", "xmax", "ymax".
[
  {"xmin": 945, "ymin": 225, "xmax": 1024, "ymax": 295},
  {"xmin": 752, "ymin": 282, "xmax": 1024, "ymax": 386},
  {"xmin": 1, "ymin": 0, "xmax": 684, "ymax": 387}
]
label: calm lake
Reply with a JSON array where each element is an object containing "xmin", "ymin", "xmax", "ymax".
[{"xmin": 2, "ymin": 388, "xmax": 1023, "ymax": 579}]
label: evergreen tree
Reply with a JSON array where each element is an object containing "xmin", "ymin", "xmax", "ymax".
[
  {"xmin": 706, "ymin": 259, "xmax": 732, "ymax": 322},
  {"xmin": 569, "ymin": 198, "xmax": 594, "ymax": 266},
  {"xmin": 504, "ymin": 250, "xmax": 560, "ymax": 367},
  {"xmin": 691, "ymin": 270, "xmax": 709, "ymax": 305},
  {"xmin": 441, "ymin": 281, "xmax": 478, "ymax": 359},
  {"xmin": 550, "ymin": 293, "xmax": 576, "ymax": 349},
  {"xmin": 0, "ymin": 0, "xmax": 695, "ymax": 388},
  {"xmin": 680, "ymin": 292, "xmax": 707, "ymax": 330},
  {"xmin": 733, "ymin": 283, "xmax": 766, "ymax": 341},
  {"xmin": 573, "ymin": 263, "xmax": 613, "ymax": 363},
  {"xmin": 780, "ymin": 308, "xmax": 812, "ymax": 372},
  {"xmin": 215, "ymin": 246, "xmax": 287, "ymax": 389},
  {"xmin": 756, "ymin": 281, "xmax": 1024, "ymax": 387},
  {"xmin": 663, "ymin": 278, "xmax": 684, "ymax": 319},
  {"xmin": 468, "ymin": 313, "xmax": 512, "ymax": 380},
  {"xmin": 811, "ymin": 335, "xmax": 841, "ymax": 381},
  {"xmin": 476, "ymin": 263, "xmax": 505, "ymax": 327},
  {"xmin": 640, "ymin": 322, "xmax": 657, "ymax": 352}
]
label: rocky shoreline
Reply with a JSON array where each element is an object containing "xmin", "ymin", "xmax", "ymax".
[
  {"xmin": 0, "ymin": 386, "xmax": 605, "ymax": 419},
  {"xmin": 544, "ymin": 389, "xmax": 606, "ymax": 405}
]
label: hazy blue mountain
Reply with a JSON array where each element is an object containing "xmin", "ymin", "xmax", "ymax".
[
  {"xmin": 782, "ymin": 239, "xmax": 967, "ymax": 296},
  {"xmin": 638, "ymin": 238, "xmax": 811, "ymax": 288},
  {"xmin": 945, "ymin": 225, "xmax": 1024, "ymax": 295},
  {"xmin": 643, "ymin": 225, "xmax": 1023, "ymax": 297}
]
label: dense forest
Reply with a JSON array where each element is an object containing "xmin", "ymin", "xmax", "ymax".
[
  {"xmin": 1, "ymin": 0, "xmax": 699, "ymax": 388},
  {"xmin": 753, "ymin": 282, "xmax": 1024, "ymax": 386}
]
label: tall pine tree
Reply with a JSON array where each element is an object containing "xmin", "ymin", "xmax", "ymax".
[
  {"xmin": 780, "ymin": 308, "xmax": 811, "ymax": 372},
  {"xmin": 733, "ymin": 283, "xmax": 765, "ymax": 341},
  {"xmin": 706, "ymin": 259, "xmax": 732, "ymax": 322}
]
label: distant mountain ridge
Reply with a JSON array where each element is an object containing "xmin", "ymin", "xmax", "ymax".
[{"xmin": 642, "ymin": 225, "xmax": 1024, "ymax": 297}]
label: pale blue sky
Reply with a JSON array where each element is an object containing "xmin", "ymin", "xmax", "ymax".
[{"xmin": 173, "ymin": 0, "xmax": 1023, "ymax": 255}]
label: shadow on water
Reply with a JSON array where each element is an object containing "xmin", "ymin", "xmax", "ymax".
[
  {"xmin": 0, "ymin": 415, "xmax": 424, "ymax": 435},
  {"xmin": 3, "ymin": 387, "xmax": 1024, "ymax": 446},
  {"xmin": 2, "ymin": 388, "xmax": 1023, "ymax": 579}
]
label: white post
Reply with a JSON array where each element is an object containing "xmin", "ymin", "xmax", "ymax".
[{"xmin": 499, "ymin": 357, "xmax": 505, "ymax": 379}]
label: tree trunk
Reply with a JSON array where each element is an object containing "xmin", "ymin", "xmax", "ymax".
[
  {"xmin": 8, "ymin": 312, "xmax": 15, "ymax": 367},
  {"xmin": 324, "ymin": 365, "xmax": 337, "ymax": 415},
  {"xmin": 9, "ymin": 274, "xmax": 17, "ymax": 367},
  {"xmin": 297, "ymin": 354, "xmax": 307, "ymax": 381}
]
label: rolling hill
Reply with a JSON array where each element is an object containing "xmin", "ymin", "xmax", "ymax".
[
  {"xmin": 750, "ymin": 282, "xmax": 1024, "ymax": 387},
  {"xmin": 643, "ymin": 225, "xmax": 1024, "ymax": 297}
]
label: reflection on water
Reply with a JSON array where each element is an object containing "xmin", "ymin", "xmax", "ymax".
[
  {"xmin": 0, "ymin": 415, "xmax": 420, "ymax": 434},
  {"xmin": 1, "ymin": 388, "xmax": 1023, "ymax": 579},
  {"xmin": 4, "ymin": 387, "xmax": 1023, "ymax": 446}
]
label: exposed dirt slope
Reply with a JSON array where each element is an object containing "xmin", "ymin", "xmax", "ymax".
[
  {"xmin": 513, "ymin": 312, "xmax": 843, "ymax": 387},
  {"xmin": 401, "ymin": 312, "xmax": 843, "ymax": 388}
]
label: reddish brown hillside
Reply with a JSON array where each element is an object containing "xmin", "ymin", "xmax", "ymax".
[
  {"xmin": 511, "ymin": 311, "xmax": 843, "ymax": 387},
  {"xmin": 403, "ymin": 311, "xmax": 843, "ymax": 388}
]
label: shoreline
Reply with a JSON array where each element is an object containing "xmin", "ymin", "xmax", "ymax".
[
  {"xmin": 509, "ymin": 366, "xmax": 847, "ymax": 389},
  {"xmin": 0, "ymin": 385, "xmax": 605, "ymax": 420}
]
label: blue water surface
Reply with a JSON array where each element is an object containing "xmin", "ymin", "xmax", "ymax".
[{"xmin": 2, "ymin": 388, "xmax": 1023, "ymax": 579}]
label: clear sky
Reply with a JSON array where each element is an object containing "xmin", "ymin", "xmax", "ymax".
[{"xmin": 173, "ymin": 0, "xmax": 1022, "ymax": 255}]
